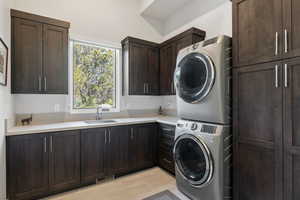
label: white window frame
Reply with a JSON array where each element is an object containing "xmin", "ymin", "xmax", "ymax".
[{"xmin": 69, "ymin": 39, "xmax": 121, "ymax": 114}]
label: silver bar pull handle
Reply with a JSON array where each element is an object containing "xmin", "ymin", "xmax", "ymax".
[
  {"xmin": 131, "ymin": 128, "xmax": 134, "ymax": 140},
  {"xmin": 275, "ymin": 32, "xmax": 279, "ymax": 55},
  {"xmin": 285, "ymin": 29, "xmax": 288, "ymax": 53},
  {"xmin": 38, "ymin": 76, "xmax": 42, "ymax": 91},
  {"xmin": 275, "ymin": 65, "xmax": 279, "ymax": 88},
  {"xmin": 44, "ymin": 137, "xmax": 47, "ymax": 153},
  {"xmin": 285, "ymin": 64, "xmax": 288, "ymax": 88},
  {"xmin": 108, "ymin": 129, "xmax": 111, "ymax": 144},
  {"xmin": 144, "ymin": 83, "xmax": 146, "ymax": 94},
  {"xmin": 50, "ymin": 136, "xmax": 53, "ymax": 153},
  {"xmin": 44, "ymin": 77, "xmax": 47, "ymax": 91},
  {"xmin": 104, "ymin": 130, "xmax": 107, "ymax": 144}
]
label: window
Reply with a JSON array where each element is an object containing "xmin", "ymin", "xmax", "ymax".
[{"xmin": 70, "ymin": 40, "xmax": 120, "ymax": 112}]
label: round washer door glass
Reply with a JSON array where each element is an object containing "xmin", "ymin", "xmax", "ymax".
[
  {"xmin": 175, "ymin": 53, "xmax": 215, "ymax": 103},
  {"xmin": 174, "ymin": 134, "xmax": 213, "ymax": 186}
]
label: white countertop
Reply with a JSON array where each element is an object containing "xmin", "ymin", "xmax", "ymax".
[{"xmin": 6, "ymin": 116, "xmax": 179, "ymax": 136}]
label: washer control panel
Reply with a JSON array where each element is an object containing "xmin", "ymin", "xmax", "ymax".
[{"xmin": 177, "ymin": 120, "xmax": 227, "ymax": 135}]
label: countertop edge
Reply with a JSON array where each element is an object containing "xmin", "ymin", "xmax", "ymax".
[{"xmin": 6, "ymin": 117, "xmax": 178, "ymax": 136}]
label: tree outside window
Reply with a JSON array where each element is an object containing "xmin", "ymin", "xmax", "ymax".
[{"xmin": 72, "ymin": 40, "xmax": 118, "ymax": 110}]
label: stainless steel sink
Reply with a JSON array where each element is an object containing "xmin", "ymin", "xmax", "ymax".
[{"xmin": 84, "ymin": 119, "xmax": 117, "ymax": 124}]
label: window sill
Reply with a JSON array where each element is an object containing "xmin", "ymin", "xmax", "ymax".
[{"xmin": 70, "ymin": 108, "xmax": 121, "ymax": 114}]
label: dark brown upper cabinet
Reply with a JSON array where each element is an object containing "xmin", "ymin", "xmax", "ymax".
[
  {"xmin": 122, "ymin": 28, "xmax": 205, "ymax": 96},
  {"xmin": 122, "ymin": 37, "xmax": 160, "ymax": 95},
  {"xmin": 233, "ymin": 0, "xmax": 300, "ymax": 67},
  {"xmin": 283, "ymin": 0, "xmax": 300, "ymax": 59},
  {"xmin": 159, "ymin": 28, "xmax": 206, "ymax": 95},
  {"xmin": 11, "ymin": 9, "xmax": 70, "ymax": 94},
  {"xmin": 233, "ymin": 0, "xmax": 282, "ymax": 67}
]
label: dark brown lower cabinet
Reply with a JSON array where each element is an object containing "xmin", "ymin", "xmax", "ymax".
[
  {"xmin": 81, "ymin": 128, "xmax": 106, "ymax": 184},
  {"xmin": 233, "ymin": 62, "xmax": 283, "ymax": 200},
  {"xmin": 284, "ymin": 58, "xmax": 300, "ymax": 200},
  {"xmin": 157, "ymin": 124, "xmax": 175, "ymax": 174},
  {"xmin": 128, "ymin": 124, "xmax": 157, "ymax": 172},
  {"xmin": 6, "ymin": 134, "xmax": 49, "ymax": 200},
  {"xmin": 107, "ymin": 126, "xmax": 130, "ymax": 175},
  {"xmin": 7, "ymin": 123, "xmax": 158, "ymax": 200},
  {"xmin": 49, "ymin": 131, "xmax": 81, "ymax": 193}
]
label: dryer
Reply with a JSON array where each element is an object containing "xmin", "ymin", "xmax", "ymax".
[{"xmin": 174, "ymin": 35, "xmax": 232, "ymax": 124}]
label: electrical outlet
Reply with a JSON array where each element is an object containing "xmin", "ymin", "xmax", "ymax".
[{"xmin": 54, "ymin": 104, "xmax": 60, "ymax": 112}]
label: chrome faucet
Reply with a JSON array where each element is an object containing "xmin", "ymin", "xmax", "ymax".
[
  {"xmin": 96, "ymin": 105, "xmax": 103, "ymax": 120},
  {"xmin": 96, "ymin": 105, "xmax": 110, "ymax": 120}
]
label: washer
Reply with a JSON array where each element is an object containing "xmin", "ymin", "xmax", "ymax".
[
  {"xmin": 173, "ymin": 120, "xmax": 232, "ymax": 200},
  {"xmin": 174, "ymin": 35, "xmax": 232, "ymax": 124}
]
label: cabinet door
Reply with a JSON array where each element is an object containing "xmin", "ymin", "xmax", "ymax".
[
  {"xmin": 107, "ymin": 126, "xmax": 130, "ymax": 175},
  {"xmin": 160, "ymin": 44, "xmax": 175, "ymax": 95},
  {"xmin": 135, "ymin": 124, "xmax": 157, "ymax": 169},
  {"xmin": 7, "ymin": 134, "xmax": 49, "ymax": 200},
  {"xmin": 81, "ymin": 128, "xmax": 106, "ymax": 184},
  {"xmin": 12, "ymin": 18, "xmax": 43, "ymax": 93},
  {"xmin": 283, "ymin": 0, "xmax": 300, "ymax": 59},
  {"xmin": 283, "ymin": 58, "xmax": 300, "ymax": 200},
  {"xmin": 233, "ymin": 0, "xmax": 283, "ymax": 67},
  {"xmin": 49, "ymin": 131, "xmax": 80, "ymax": 193},
  {"xmin": 147, "ymin": 47, "xmax": 160, "ymax": 95},
  {"xmin": 233, "ymin": 63, "xmax": 283, "ymax": 200},
  {"xmin": 129, "ymin": 43, "xmax": 148, "ymax": 95},
  {"xmin": 43, "ymin": 24, "xmax": 68, "ymax": 94}
]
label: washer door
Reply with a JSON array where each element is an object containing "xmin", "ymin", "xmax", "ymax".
[
  {"xmin": 175, "ymin": 53, "xmax": 215, "ymax": 103},
  {"xmin": 173, "ymin": 134, "xmax": 213, "ymax": 187}
]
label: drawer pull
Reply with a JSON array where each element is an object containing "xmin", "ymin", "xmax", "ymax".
[{"xmin": 163, "ymin": 158, "xmax": 172, "ymax": 164}]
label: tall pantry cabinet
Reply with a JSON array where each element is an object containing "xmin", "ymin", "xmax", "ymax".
[{"xmin": 232, "ymin": 0, "xmax": 300, "ymax": 200}]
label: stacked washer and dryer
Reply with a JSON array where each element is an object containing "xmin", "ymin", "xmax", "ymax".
[{"xmin": 173, "ymin": 35, "xmax": 232, "ymax": 200}]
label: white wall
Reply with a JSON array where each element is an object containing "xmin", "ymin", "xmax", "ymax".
[
  {"xmin": 0, "ymin": 0, "xmax": 14, "ymax": 198},
  {"xmin": 13, "ymin": 0, "xmax": 164, "ymax": 114},
  {"xmin": 163, "ymin": 1, "xmax": 232, "ymax": 41}
]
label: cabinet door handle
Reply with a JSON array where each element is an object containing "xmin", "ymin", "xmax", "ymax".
[
  {"xmin": 147, "ymin": 83, "xmax": 150, "ymax": 94},
  {"xmin": 105, "ymin": 130, "xmax": 107, "ymax": 144},
  {"xmin": 275, "ymin": 65, "xmax": 279, "ymax": 88},
  {"xmin": 50, "ymin": 136, "xmax": 53, "ymax": 153},
  {"xmin": 163, "ymin": 158, "xmax": 172, "ymax": 164},
  {"xmin": 38, "ymin": 76, "xmax": 42, "ymax": 91},
  {"xmin": 144, "ymin": 83, "xmax": 146, "ymax": 94},
  {"xmin": 285, "ymin": 29, "xmax": 288, "ymax": 53},
  {"xmin": 275, "ymin": 32, "xmax": 279, "ymax": 55},
  {"xmin": 108, "ymin": 129, "xmax": 111, "ymax": 144},
  {"xmin": 284, "ymin": 64, "xmax": 288, "ymax": 88},
  {"xmin": 44, "ymin": 77, "xmax": 47, "ymax": 91},
  {"xmin": 44, "ymin": 137, "xmax": 47, "ymax": 153},
  {"xmin": 131, "ymin": 128, "xmax": 134, "ymax": 140}
]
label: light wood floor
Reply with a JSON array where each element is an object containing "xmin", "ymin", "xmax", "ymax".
[{"xmin": 44, "ymin": 167, "xmax": 189, "ymax": 200}]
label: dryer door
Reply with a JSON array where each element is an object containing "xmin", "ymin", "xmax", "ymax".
[
  {"xmin": 173, "ymin": 134, "xmax": 213, "ymax": 187},
  {"xmin": 175, "ymin": 52, "xmax": 215, "ymax": 103}
]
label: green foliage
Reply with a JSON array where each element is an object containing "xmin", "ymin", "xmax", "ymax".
[{"xmin": 73, "ymin": 42, "xmax": 115, "ymax": 109}]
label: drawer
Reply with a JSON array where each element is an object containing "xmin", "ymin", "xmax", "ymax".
[
  {"xmin": 159, "ymin": 144, "xmax": 173, "ymax": 156},
  {"xmin": 159, "ymin": 124, "xmax": 175, "ymax": 137},
  {"xmin": 158, "ymin": 149, "xmax": 175, "ymax": 174},
  {"xmin": 159, "ymin": 134, "xmax": 174, "ymax": 148}
]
